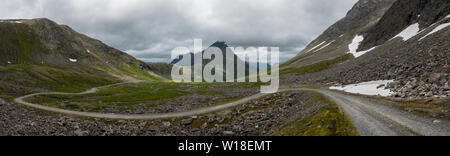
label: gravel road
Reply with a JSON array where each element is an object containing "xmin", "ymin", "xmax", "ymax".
[{"xmin": 13, "ymin": 85, "xmax": 450, "ymax": 136}]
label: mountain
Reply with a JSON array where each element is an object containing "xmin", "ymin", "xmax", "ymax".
[
  {"xmin": 0, "ymin": 18, "xmax": 163, "ymax": 98},
  {"xmin": 147, "ymin": 62, "xmax": 173, "ymax": 79},
  {"xmin": 281, "ymin": 0, "xmax": 450, "ymax": 99},
  {"xmin": 282, "ymin": 0, "xmax": 397, "ymax": 68},
  {"xmin": 170, "ymin": 41, "xmax": 256, "ymax": 81}
]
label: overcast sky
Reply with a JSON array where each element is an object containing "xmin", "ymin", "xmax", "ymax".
[{"xmin": 0, "ymin": 0, "xmax": 358, "ymax": 63}]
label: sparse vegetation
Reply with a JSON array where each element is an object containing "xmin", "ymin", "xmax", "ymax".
[
  {"xmin": 270, "ymin": 92, "xmax": 358, "ymax": 136},
  {"xmin": 0, "ymin": 64, "xmax": 120, "ymax": 99},
  {"xmin": 27, "ymin": 82, "xmax": 262, "ymax": 113},
  {"xmin": 280, "ymin": 54, "xmax": 352, "ymax": 75},
  {"xmin": 118, "ymin": 63, "xmax": 162, "ymax": 81}
]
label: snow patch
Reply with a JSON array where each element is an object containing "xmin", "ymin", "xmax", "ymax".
[
  {"xmin": 0, "ymin": 20, "xmax": 22, "ymax": 24},
  {"xmin": 348, "ymin": 35, "xmax": 364, "ymax": 54},
  {"xmin": 446, "ymin": 14, "xmax": 450, "ymax": 19},
  {"xmin": 330, "ymin": 80, "xmax": 394, "ymax": 97},
  {"xmin": 307, "ymin": 41, "xmax": 326, "ymax": 52},
  {"xmin": 419, "ymin": 22, "xmax": 450, "ymax": 40},
  {"xmin": 339, "ymin": 34, "xmax": 344, "ymax": 38},
  {"xmin": 392, "ymin": 23, "xmax": 420, "ymax": 41},
  {"xmin": 347, "ymin": 35, "xmax": 376, "ymax": 58},
  {"xmin": 354, "ymin": 46, "xmax": 377, "ymax": 58},
  {"xmin": 69, "ymin": 58, "xmax": 78, "ymax": 63},
  {"xmin": 7, "ymin": 61, "xmax": 11, "ymax": 64},
  {"xmin": 313, "ymin": 40, "xmax": 335, "ymax": 52}
]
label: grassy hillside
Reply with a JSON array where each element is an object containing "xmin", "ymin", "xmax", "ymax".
[
  {"xmin": 0, "ymin": 64, "xmax": 120, "ymax": 100},
  {"xmin": 281, "ymin": 54, "xmax": 352, "ymax": 75},
  {"xmin": 0, "ymin": 19, "xmax": 165, "ymax": 99},
  {"xmin": 269, "ymin": 91, "xmax": 357, "ymax": 136}
]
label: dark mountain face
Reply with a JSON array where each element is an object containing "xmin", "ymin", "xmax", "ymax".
[
  {"xmin": 359, "ymin": 0, "xmax": 450, "ymax": 51},
  {"xmin": 318, "ymin": 0, "xmax": 397, "ymax": 40},
  {"xmin": 170, "ymin": 41, "xmax": 233, "ymax": 65},
  {"xmin": 282, "ymin": 0, "xmax": 397, "ymax": 69},
  {"xmin": 170, "ymin": 41, "xmax": 258, "ymax": 81}
]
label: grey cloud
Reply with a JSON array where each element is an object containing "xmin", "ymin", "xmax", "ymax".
[{"xmin": 0, "ymin": 0, "xmax": 358, "ymax": 63}]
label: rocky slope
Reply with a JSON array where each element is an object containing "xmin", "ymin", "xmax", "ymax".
[
  {"xmin": 282, "ymin": 0, "xmax": 396, "ymax": 68},
  {"xmin": 282, "ymin": 0, "xmax": 450, "ymax": 99},
  {"xmin": 0, "ymin": 18, "xmax": 162, "ymax": 98}
]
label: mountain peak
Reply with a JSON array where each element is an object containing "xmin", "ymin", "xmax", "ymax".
[{"xmin": 210, "ymin": 41, "xmax": 229, "ymax": 49}]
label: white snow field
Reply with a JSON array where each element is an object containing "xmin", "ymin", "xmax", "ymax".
[
  {"xmin": 307, "ymin": 41, "xmax": 326, "ymax": 52},
  {"xmin": 329, "ymin": 80, "xmax": 394, "ymax": 97},
  {"xmin": 347, "ymin": 35, "xmax": 377, "ymax": 58},
  {"xmin": 313, "ymin": 40, "xmax": 335, "ymax": 52},
  {"xmin": 69, "ymin": 58, "xmax": 78, "ymax": 63},
  {"xmin": 420, "ymin": 22, "xmax": 450, "ymax": 40},
  {"xmin": 392, "ymin": 23, "xmax": 420, "ymax": 41}
]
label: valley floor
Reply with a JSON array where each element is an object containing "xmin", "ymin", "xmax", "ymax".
[
  {"xmin": 1, "ymin": 85, "xmax": 357, "ymax": 136},
  {"xmin": 1, "ymin": 82, "xmax": 449, "ymax": 136}
]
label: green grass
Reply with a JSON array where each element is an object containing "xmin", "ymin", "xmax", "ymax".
[
  {"xmin": 118, "ymin": 63, "xmax": 162, "ymax": 81},
  {"xmin": 0, "ymin": 64, "xmax": 120, "ymax": 98},
  {"xmin": 28, "ymin": 82, "xmax": 262, "ymax": 112},
  {"xmin": 280, "ymin": 54, "xmax": 352, "ymax": 75},
  {"xmin": 0, "ymin": 23, "xmax": 47, "ymax": 64},
  {"xmin": 269, "ymin": 92, "xmax": 358, "ymax": 136},
  {"xmin": 280, "ymin": 49, "xmax": 317, "ymax": 68}
]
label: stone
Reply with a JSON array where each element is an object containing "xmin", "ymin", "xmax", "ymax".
[
  {"xmin": 162, "ymin": 122, "xmax": 171, "ymax": 127},
  {"xmin": 304, "ymin": 122, "xmax": 312, "ymax": 127},
  {"xmin": 425, "ymin": 91, "xmax": 433, "ymax": 97},
  {"xmin": 207, "ymin": 116, "xmax": 216, "ymax": 124},
  {"xmin": 201, "ymin": 123, "xmax": 208, "ymax": 129},
  {"xmin": 182, "ymin": 118, "xmax": 193, "ymax": 126},
  {"xmin": 429, "ymin": 73, "xmax": 442, "ymax": 83},
  {"xmin": 74, "ymin": 129, "xmax": 89, "ymax": 136},
  {"xmin": 223, "ymin": 131, "xmax": 235, "ymax": 136}
]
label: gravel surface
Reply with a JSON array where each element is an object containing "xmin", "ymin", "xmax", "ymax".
[
  {"xmin": 317, "ymin": 90, "xmax": 450, "ymax": 136},
  {"xmin": 1, "ymin": 91, "xmax": 329, "ymax": 136},
  {"xmin": 3, "ymin": 87, "xmax": 450, "ymax": 136}
]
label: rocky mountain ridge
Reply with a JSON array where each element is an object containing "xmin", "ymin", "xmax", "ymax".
[{"xmin": 282, "ymin": 0, "xmax": 450, "ymax": 99}]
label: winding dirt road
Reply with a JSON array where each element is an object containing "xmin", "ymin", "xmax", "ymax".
[{"xmin": 14, "ymin": 85, "xmax": 450, "ymax": 136}]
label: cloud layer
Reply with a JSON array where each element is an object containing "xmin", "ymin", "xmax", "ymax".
[{"xmin": 0, "ymin": 0, "xmax": 358, "ymax": 63}]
